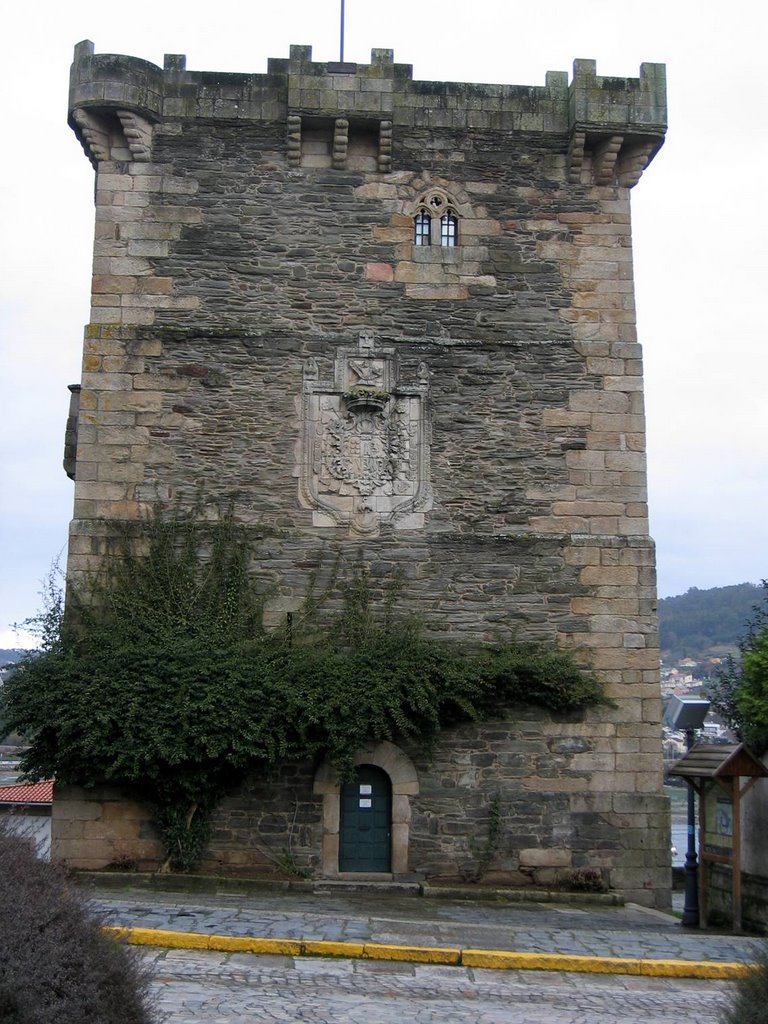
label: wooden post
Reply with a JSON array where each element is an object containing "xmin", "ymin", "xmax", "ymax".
[
  {"xmin": 732, "ymin": 775, "xmax": 742, "ymax": 932},
  {"xmin": 699, "ymin": 779, "xmax": 707, "ymax": 927}
]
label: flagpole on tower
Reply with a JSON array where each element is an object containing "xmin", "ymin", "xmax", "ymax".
[{"xmin": 340, "ymin": 0, "xmax": 345, "ymax": 62}]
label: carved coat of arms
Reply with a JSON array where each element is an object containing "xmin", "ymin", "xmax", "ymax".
[{"xmin": 296, "ymin": 332, "xmax": 431, "ymax": 535}]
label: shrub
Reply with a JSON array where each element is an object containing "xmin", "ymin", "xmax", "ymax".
[
  {"xmin": 719, "ymin": 944, "xmax": 768, "ymax": 1024},
  {"xmin": 558, "ymin": 868, "xmax": 608, "ymax": 893},
  {"xmin": 0, "ymin": 824, "xmax": 155, "ymax": 1024}
]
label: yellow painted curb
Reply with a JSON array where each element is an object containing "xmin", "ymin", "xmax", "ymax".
[
  {"xmin": 302, "ymin": 940, "xmax": 367, "ymax": 958},
  {"xmin": 460, "ymin": 948, "xmax": 751, "ymax": 980},
  {"xmin": 103, "ymin": 926, "xmax": 751, "ymax": 979},
  {"xmin": 209, "ymin": 936, "xmax": 303, "ymax": 956},
  {"xmin": 363, "ymin": 943, "xmax": 461, "ymax": 965},
  {"xmin": 462, "ymin": 950, "xmax": 643, "ymax": 974},
  {"xmin": 106, "ymin": 926, "xmax": 210, "ymax": 950},
  {"xmin": 103, "ymin": 926, "xmax": 302, "ymax": 956},
  {"xmin": 637, "ymin": 958, "xmax": 751, "ymax": 980}
]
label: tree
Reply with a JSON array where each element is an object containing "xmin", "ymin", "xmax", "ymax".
[
  {"xmin": 710, "ymin": 581, "xmax": 768, "ymax": 754},
  {"xmin": 1, "ymin": 506, "xmax": 606, "ymax": 872}
]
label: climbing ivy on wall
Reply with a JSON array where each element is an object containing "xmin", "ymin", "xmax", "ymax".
[{"xmin": 3, "ymin": 507, "xmax": 607, "ymax": 872}]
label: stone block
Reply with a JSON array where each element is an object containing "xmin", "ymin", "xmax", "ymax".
[
  {"xmin": 161, "ymin": 176, "xmax": 199, "ymax": 195},
  {"xmin": 89, "ymin": 307, "xmax": 121, "ymax": 324},
  {"xmin": 589, "ymin": 413, "xmax": 645, "ymax": 432},
  {"xmin": 553, "ymin": 501, "xmax": 624, "ymax": 517},
  {"xmin": 519, "ymin": 847, "xmax": 571, "ymax": 868},
  {"xmin": 100, "ymin": 391, "xmax": 162, "ymax": 412},
  {"xmin": 365, "ymin": 262, "xmax": 394, "ymax": 282},
  {"xmin": 130, "ymin": 175, "xmax": 163, "ymax": 192},
  {"xmin": 108, "ymin": 257, "xmax": 152, "ymax": 276},
  {"xmin": 92, "ymin": 275, "xmax": 138, "ymax": 294},
  {"xmin": 580, "ymin": 566, "xmax": 638, "ymax": 586},
  {"xmin": 405, "ymin": 284, "xmax": 469, "ymax": 300},
  {"xmin": 521, "ymin": 777, "xmax": 586, "ymax": 793},
  {"xmin": 96, "ymin": 426, "xmax": 150, "ymax": 446},
  {"xmin": 127, "ymin": 239, "xmax": 170, "ymax": 257},
  {"xmin": 323, "ymin": 793, "xmax": 339, "ymax": 833},
  {"xmin": 605, "ymin": 451, "xmax": 647, "ymax": 471},
  {"xmin": 51, "ymin": 819, "xmax": 85, "ymax": 840},
  {"xmin": 570, "ymin": 752, "xmax": 615, "ymax": 772},
  {"xmin": 587, "ymin": 772, "xmax": 637, "ymax": 792},
  {"xmin": 98, "ymin": 174, "xmax": 134, "ymax": 192},
  {"xmin": 392, "ymin": 795, "xmax": 412, "ymax": 825}
]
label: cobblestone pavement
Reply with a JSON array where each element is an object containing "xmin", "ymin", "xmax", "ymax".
[
  {"xmin": 146, "ymin": 947, "xmax": 732, "ymax": 1023},
  {"xmin": 90, "ymin": 886, "xmax": 760, "ymax": 965}
]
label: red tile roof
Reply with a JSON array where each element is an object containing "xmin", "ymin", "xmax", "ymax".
[{"xmin": 0, "ymin": 780, "xmax": 53, "ymax": 804}]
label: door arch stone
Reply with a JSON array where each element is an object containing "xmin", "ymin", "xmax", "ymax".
[{"xmin": 313, "ymin": 740, "xmax": 419, "ymax": 876}]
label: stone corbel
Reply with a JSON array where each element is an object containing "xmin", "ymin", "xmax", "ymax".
[
  {"xmin": 116, "ymin": 109, "xmax": 153, "ymax": 161},
  {"xmin": 71, "ymin": 108, "xmax": 111, "ymax": 168},
  {"xmin": 286, "ymin": 113, "xmax": 302, "ymax": 167},
  {"xmin": 592, "ymin": 134, "xmax": 624, "ymax": 185},
  {"xmin": 62, "ymin": 384, "xmax": 81, "ymax": 481},
  {"xmin": 332, "ymin": 118, "xmax": 349, "ymax": 170},
  {"xmin": 567, "ymin": 129, "xmax": 586, "ymax": 184},
  {"xmin": 378, "ymin": 120, "xmax": 393, "ymax": 173},
  {"xmin": 616, "ymin": 140, "xmax": 657, "ymax": 188}
]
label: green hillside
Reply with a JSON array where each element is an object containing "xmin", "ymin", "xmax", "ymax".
[
  {"xmin": 659, "ymin": 583, "xmax": 761, "ymax": 662},
  {"xmin": 0, "ymin": 650, "xmax": 27, "ymax": 666}
]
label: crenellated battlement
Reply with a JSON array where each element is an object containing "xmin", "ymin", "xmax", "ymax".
[{"xmin": 69, "ymin": 40, "xmax": 666, "ymax": 184}]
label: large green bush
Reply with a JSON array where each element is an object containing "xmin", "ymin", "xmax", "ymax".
[{"xmin": 2, "ymin": 508, "xmax": 606, "ymax": 871}]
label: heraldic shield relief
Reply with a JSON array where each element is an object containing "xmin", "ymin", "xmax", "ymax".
[{"xmin": 296, "ymin": 331, "xmax": 432, "ymax": 536}]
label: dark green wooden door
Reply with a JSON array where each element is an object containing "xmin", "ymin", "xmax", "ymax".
[{"xmin": 339, "ymin": 765, "xmax": 392, "ymax": 872}]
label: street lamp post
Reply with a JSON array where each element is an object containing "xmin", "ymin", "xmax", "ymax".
[
  {"xmin": 665, "ymin": 695, "xmax": 710, "ymax": 929},
  {"xmin": 681, "ymin": 725, "xmax": 700, "ymax": 927}
]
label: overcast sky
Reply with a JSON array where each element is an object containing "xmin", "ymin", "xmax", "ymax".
[{"xmin": 1, "ymin": 0, "xmax": 765, "ymax": 646}]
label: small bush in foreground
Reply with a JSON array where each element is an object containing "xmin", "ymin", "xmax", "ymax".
[
  {"xmin": 0, "ymin": 824, "xmax": 156, "ymax": 1024},
  {"xmin": 720, "ymin": 944, "xmax": 768, "ymax": 1024},
  {"xmin": 558, "ymin": 868, "xmax": 608, "ymax": 893}
]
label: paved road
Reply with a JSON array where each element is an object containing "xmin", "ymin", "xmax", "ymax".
[
  {"xmin": 87, "ymin": 886, "xmax": 751, "ymax": 1022},
  {"xmin": 90, "ymin": 886, "xmax": 759, "ymax": 965},
  {"xmin": 146, "ymin": 946, "xmax": 731, "ymax": 1024}
]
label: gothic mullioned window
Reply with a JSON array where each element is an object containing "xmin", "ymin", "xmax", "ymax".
[
  {"xmin": 414, "ymin": 210, "xmax": 431, "ymax": 246},
  {"xmin": 440, "ymin": 212, "xmax": 458, "ymax": 246},
  {"xmin": 413, "ymin": 190, "xmax": 460, "ymax": 246}
]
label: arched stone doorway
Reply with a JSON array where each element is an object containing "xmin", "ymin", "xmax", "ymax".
[{"xmin": 313, "ymin": 740, "xmax": 419, "ymax": 877}]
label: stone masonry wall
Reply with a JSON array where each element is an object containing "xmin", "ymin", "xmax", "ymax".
[
  {"xmin": 59, "ymin": 43, "xmax": 670, "ymax": 906},
  {"xmin": 54, "ymin": 710, "xmax": 669, "ymax": 902},
  {"xmin": 205, "ymin": 712, "xmax": 668, "ymax": 899}
]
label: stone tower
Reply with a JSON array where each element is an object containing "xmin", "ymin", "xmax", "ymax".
[{"xmin": 59, "ymin": 40, "xmax": 669, "ymax": 905}]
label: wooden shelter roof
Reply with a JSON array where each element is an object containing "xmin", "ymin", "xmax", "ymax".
[{"xmin": 668, "ymin": 743, "xmax": 768, "ymax": 781}]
